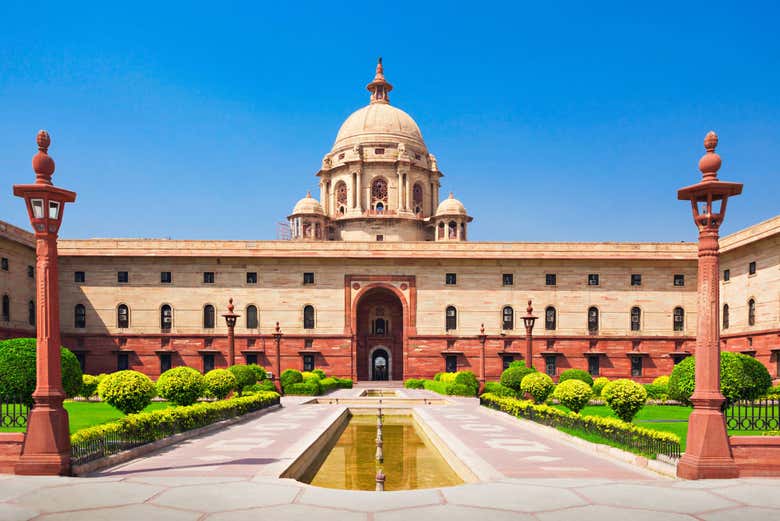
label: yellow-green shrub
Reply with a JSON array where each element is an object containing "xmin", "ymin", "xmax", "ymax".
[
  {"xmin": 553, "ymin": 379, "xmax": 592, "ymax": 412},
  {"xmin": 204, "ymin": 369, "xmax": 237, "ymax": 400},
  {"xmin": 157, "ymin": 367, "xmax": 205, "ymax": 406},
  {"xmin": 80, "ymin": 374, "xmax": 99, "ymax": 399},
  {"xmin": 602, "ymin": 379, "xmax": 647, "ymax": 422},
  {"xmin": 592, "ymin": 377, "xmax": 610, "ymax": 397},
  {"xmin": 98, "ymin": 370, "xmax": 156, "ymax": 415},
  {"xmin": 520, "ymin": 372, "xmax": 554, "ymax": 403}
]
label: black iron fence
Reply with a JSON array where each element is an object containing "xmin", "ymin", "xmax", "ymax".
[
  {"xmin": 725, "ymin": 399, "xmax": 780, "ymax": 431},
  {"xmin": 0, "ymin": 395, "xmax": 29, "ymax": 429}
]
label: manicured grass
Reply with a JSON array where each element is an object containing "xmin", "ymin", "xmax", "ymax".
[{"xmin": 1, "ymin": 400, "xmax": 170, "ymax": 434}]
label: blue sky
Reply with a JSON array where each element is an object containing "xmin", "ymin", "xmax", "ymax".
[{"xmin": 0, "ymin": 1, "xmax": 777, "ymax": 242}]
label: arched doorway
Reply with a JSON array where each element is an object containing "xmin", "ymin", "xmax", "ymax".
[{"xmin": 355, "ymin": 286, "xmax": 404, "ymax": 382}]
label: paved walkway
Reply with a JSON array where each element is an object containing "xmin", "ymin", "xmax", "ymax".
[{"xmin": 1, "ymin": 389, "xmax": 778, "ymax": 519}]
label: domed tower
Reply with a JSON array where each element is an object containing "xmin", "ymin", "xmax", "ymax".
[
  {"xmin": 315, "ymin": 58, "xmax": 450, "ymax": 241},
  {"xmin": 432, "ymin": 193, "xmax": 472, "ymax": 241},
  {"xmin": 288, "ymin": 192, "xmax": 327, "ymax": 240}
]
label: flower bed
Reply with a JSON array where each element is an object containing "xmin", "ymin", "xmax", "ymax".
[
  {"xmin": 480, "ymin": 392, "xmax": 681, "ymax": 459},
  {"xmin": 71, "ymin": 391, "xmax": 280, "ymax": 465}
]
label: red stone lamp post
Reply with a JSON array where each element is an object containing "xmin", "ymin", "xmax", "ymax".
[
  {"xmin": 522, "ymin": 300, "xmax": 538, "ymax": 369},
  {"xmin": 273, "ymin": 322, "xmax": 283, "ymax": 391},
  {"xmin": 13, "ymin": 131, "xmax": 76, "ymax": 475},
  {"xmin": 478, "ymin": 324, "xmax": 487, "ymax": 387},
  {"xmin": 222, "ymin": 298, "xmax": 240, "ymax": 366},
  {"xmin": 677, "ymin": 131, "xmax": 742, "ymax": 480}
]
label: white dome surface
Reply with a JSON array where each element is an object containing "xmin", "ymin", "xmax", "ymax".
[{"xmin": 333, "ymin": 103, "xmax": 426, "ymax": 151}]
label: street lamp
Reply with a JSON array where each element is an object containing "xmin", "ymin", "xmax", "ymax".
[
  {"xmin": 478, "ymin": 323, "xmax": 487, "ymax": 387},
  {"xmin": 273, "ymin": 322, "xmax": 283, "ymax": 392},
  {"xmin": 522, "ymin": 300, "xmax": 538, "ymax": 369},
  {"xmin": 676, "ymin": 131, "xmax": 742, "ymax": 480},
  {"xmin": 12, "ymin": 130, "xmax": 77, "ymax": 475},
  {"xmin": 222, "ymin": 298, "xmax": 240, "ymax": 366}
]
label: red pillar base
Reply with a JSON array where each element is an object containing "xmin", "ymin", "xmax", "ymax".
[
  {"xmin": 14, "ymin": 400, "xmax": 71, "ymax": 476},
  {"xmin": 677, "ymin": 404, "xmax": 738, "ymax": 479}
]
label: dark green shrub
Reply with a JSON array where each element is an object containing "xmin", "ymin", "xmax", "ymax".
[
  {"xmin": 204, "ymin": 369, "xmax": 237, "ymax": 400},
  {"xmin": 246, "ymin": 364, "xmax": 267, "ymax": 382},
  {"xmin": 404, "ymin": 379, "xmax": 425, "ymax": 389},
  {"xmin": 98, "ymin": 370, "xmax": 156, "ymax": 414},
  {"xmin": 482, "ymin": 381, "xmax": 518, "ymax": 398},
  {"xmin": 558, "ymin": 369, "xmax": 594, "ymax": 387},
  {"xmin": 669, "ymin": 352, "xmax": 772, "ymax": 405},
  {"xmin": 336, "ymin": 377, "xmax": 353, "ymax": 389},
  {"xmin": 284, "ymin": 382, "xmax": 320, "ymax": 395},
  {"xmin": 0, "ymin": 338, "xmax": 83, "ymax": 405},
  {"xmin": 553, "ymin": 379, "xmax": 592, "ymax": 413},
  {"xmin": 280, "ymin": 369, "xmax": 303, "ymax": 389},
  {"xmin": 521, "ymin": 372, "xmax": 555, "ymax": 404},
  {"xmin": 80, "ymin": 374, "xmax": 99, "ymax": 399},
  {"xmin": 312, "ymin": 369, "xmax": 326, "ymax": 379},
  {"xmin": 319, "ymin": 377, "xmax": 339, "ymax": 393},
  {"xmin": 446, "ymin": 383, "xmax": 476, "ymax": 396},
  {"xmin": 643, "ymin": 383, "xmax": 667, "ymax": 400},
  {"xmin": 602, "ymin": 379, "xmax": 647, "ymax": 422},
  {"xmin": 244, "ymin": 380, "xmax": 277, "ymax": 393},
  {"xmin": 228, "ymin": 365, "xmax": 257, "ymax": 396},
  {"xmin": 592, "ymin": 377, "xmax": 610, "ymax": 397},
  {"xmin": 157, "ymin": 367, "xmax": 205, "ymax": 406},
  {"xmin": 500, "ymin": 363, "xmax": 535, "ymax": 392},
  {"xmin": 423, "ymin": 380, "xmax": 448, "ymax": 395},
  {"xmin": 454, "ymin": 371, "xmax": 479, "ymax": 390},
  {"xmin": 433, "ymin": 372, "xmax": 444, "ymax": 381}
]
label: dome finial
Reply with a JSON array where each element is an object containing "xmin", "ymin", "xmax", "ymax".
[
  {"xmin": 32, "ymin": 129, "xmax": 55, "ymax": 185},
  {"xmin": 306, "ymin": 190, "xmax": 311, "ymax": 198},
  {"xmin": 367, "ymin": 57, "xmax": 393, "ymax": 105},
  {"xmin": 449, "ymin": 192, "xmax": 454, "ymax": 199},
  {"xmin": 699, "ymin": 130, "xmax": 721, "ymax": 181}
]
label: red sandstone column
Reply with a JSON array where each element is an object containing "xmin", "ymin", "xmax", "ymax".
[
  {"xmin": 478, "ymin": 324, "xmax": 487, "ymax": 386},
  {"xmin": 13, "ymin": 131, "xmax": 76, "ymax": 475},
  {"xmin": 222, "ymin": 298, "xmax": 239, "ymax": 366},
  {"xmin": 273, "ymin": 323, "xmax": 282, "ymax": 392},
  {"xmin": 677, "ymin": 131, "xmax": 742, "ymax": 480}
]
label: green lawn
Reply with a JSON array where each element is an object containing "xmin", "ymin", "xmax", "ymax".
[{"xmin": 1, "ymin": 400, "xmax": 170, "ymax": 434}]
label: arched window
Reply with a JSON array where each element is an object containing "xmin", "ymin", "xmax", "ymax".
[
  {"xmin": 545, "ymin": 306, "xmax": 556, "ymax": 330},
  {"xmin": 587, "ymin": 307, "xmax": 599, "ymax": 333},
  {"xmin": 445, "ymin": 306, "xmax": 457, "ymax": 331},
  {"xmin": 161, "ymin": 304, "xmax": 172, "ymax": 330},
  {"xmin": 748, "ymin": 299, "xmax": 756, "ymax": 326},
  {"xmin": 630, "ymin": 307, "xmax": 641, "ymax": 331},
  {"xmin": 448, "ymin": 221, "xmax": 457, "ymax": 239},
  {"xmin": 437, "ymin": 222, "xmax": 445, "ymax": 239},
  {"xmin": 722, "ymin": 304, "xmax": 729, "ymax": 329},
  {"xmin": 246, "ymin": 305, "xmax": 258, "ymax": 329},
  {"xmin": 117, "ymin": 304, "xmax": 129, "ymax": 329},
  {"xmin": 336, "ymin": 181, "xmax": 348, "ymax": 215},
  {"xmin": 303, "ymin": 305, "xmax": 315, "ymax": 329},
  {"xmin": 502, "ymin": 306, "xmax": 514, "ymax": 330},
  {"xmin": 1, "ymin": 294, "xmax": 9, "ymax": 322},
  {"xmin": 371, "ymin": 178, "xmax": 388, "ymax": 210},
  {"xmin": 461, "ymin": 223, "xmax": 466, "ymax": 241},
  {"xmin": 28, "ymin": 300, "xmax": 35, "ymax": 326},
  {"xmin": 413, "ymin": 183, "xmax": 423, "ymax": 214},
  {"xmin": 673, "ymin": 307, "xmax": 684, "ymax": 332},
  {"xmin": 203, "ymin": 305, "xmax": 215, "ymax": 329},
  {"xmin": 74, "ymin": 304, "xmax": 86, "ymax": 329}
]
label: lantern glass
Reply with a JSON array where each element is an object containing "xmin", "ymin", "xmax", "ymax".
[
  {"xmin": 48, "ymin": 201, "xmax": 60, "ymax": 220},
  {"xmin": 31, "ymin": 199, "xmax": 44, "ymax": 219}
]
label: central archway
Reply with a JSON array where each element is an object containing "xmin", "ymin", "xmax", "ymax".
[{"xmin": 355, "ymin": 286, "xmax": 404, "ymax": 382}]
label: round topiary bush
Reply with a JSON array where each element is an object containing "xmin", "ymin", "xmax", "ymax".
[
  {"xmin": 280, "ymin": 369, "xmax": 303, "ymax": 390},
  {"xmin": 228, "ymin": 365, "xmax": 257, "ymax": 396},
  {"xmin": 602, "ymin": 379, "xmax": 647, "ymax": 422},
  {"xmin": 558, "ymin": 368, "xmax": 594, "ymax": 387},
  {"xmin": 0, "ymin": 338, "xmax": 82, "ymax": 406},
  {"xmin": 520, "ymin": 372, "xmax": 555, "ymax": 404},
  {"xmin": 592, "ymin": 377, "xmax": 609, "ymax": 397},
  {"xmin": 669, "ymin": 352, "xmax": 772, "ymax": 405},
  {"xmin": 500, "ymin": 363, "xmax": 536, "ymax": 392},
  {"xmin": 204, "ymin": 369, "xmax": 237, "ymax": 400},
  {"xmin": 553, "ymin": 379, "xmax": 593, "ymax": 413},
  {"xmin": 98, "ymin": 370, "xmax": 156, "ymax": 414},
  {"xmin": 157, "ymin": 366, "xmax": 205, "ymax": 406},
  {"xmin": 80, "ymin": 374, "xmax": 99, "ymax": 399},
  {"xmin": 454, "ymin": 371, "xmax": 479, "ymax": 392},
  {"xmin": 652, "ymin": 375, "xmax": 670, "ymax": 392},
  {"xmin": 246, "ymin": 364, "xmax": 267, "ymax": 382}
]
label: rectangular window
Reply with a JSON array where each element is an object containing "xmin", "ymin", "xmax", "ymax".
[
  {"xmin": 544, "ymin": 355, "xmax": 557, "ymax": 377},
  {"xmin": 161, "ymin": 271, "xmax": 172, "ymax": 284},
  {"xmin": 27, "ymin": 265, "xmax": 34, "ymax": 278},
  {"xmin": 749, "ymin": 261, "xmax": 757, "ymax": 275},
  {"xmin": 159, "ymin": 353, "xmax": 172, "ymax": 373},
  {"xmin": 203, "ymin": 272, "xmax": 215, "ymax": 284},
  {"xmin": 117, "ymin": 352, "xmax": 129, "ymax": 371},
  {"xmin": 0, "ymin": 258, "xmax": 7, "ymax": 271},
  {"xmin": 631, "ymin": 356, "xmax": 643, "ymax": 377},
  {"xmin": 502, "ymin": 355, "xmax": 514, "ymax": 371},
  {"xmin": 502, "ymin": 273, "xmax": 513, "ymax": 286},
  {"xmin": 674, "ymin": 274, "xmax": 685, "ymax": 286},
  {"xmin": 445, "ymin": 273, "xmax": 457, "ymax": 285},
  {"xmin": 588, "ymin": 356, "xmax": 600, "ymax": 377},
  {"xmin": 246, "ymin": 272, "xmax": 257, "ymax": 284},
  {"xmin": 303, "ymin": 354, "xmax": 315, "ymax": 372},
  {"xmin": 245, "ymin": 353, "xmax": 258, "ymax": 365},
  {"xmin": 117, "ymin": 271, "xmax": 129, "ymax": 284},
  {"xmin": 202, "ymin": 354, "xmax": 215, "ymax": 373},
  {"xmin": 74, "ymin": 271, "xmax": 85, "ymax": 283},
  {"xmin": 723, "ymin": 269, "xmax": 730, "ymax": 282},
  {"xmin": 303, "ymin": 272, "xmax": 315, "ymax": 285},
  {"xmin": 631, "ymin": 274, "xmax": 642, "ymax": 286},
  {"xmin": 588, "ymin": 274, "xmax": 599, "ymax": 286},
  {"xmin": 546, "ymin": 273, "xmax": 556, "ymax": 286},
  {"xmin": 445, "ymin": 355, "xmax": 457, "ymax": 373}
]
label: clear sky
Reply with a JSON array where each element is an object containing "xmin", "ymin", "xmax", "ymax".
[{"xmin": 0, "ymin": 1, "xmax": 777, "ymax": 242}]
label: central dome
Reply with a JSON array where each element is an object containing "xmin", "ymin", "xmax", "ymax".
[{"xmin": 333, "ymin": 103, "xmax": 425, "ymax": 151}]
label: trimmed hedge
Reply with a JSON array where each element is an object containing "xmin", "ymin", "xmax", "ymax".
[
  {"xmin": 404, "ymin": 379, "xmax": 425, "ymax": 389},
  {"xmin": 157, "ymin": 367, "xmax": 205, "ymax": 406},
  {"xmin": 500, "ymin": 363, "xmax": 536, "ymax": 392},
  {"xmin": 246, "ymin": 364, "xmax": 268, "ymax": 382},
  {"xmin": 280, "ymin": 369, "xmax": 303, "ymax": 389},
  {"xmin": 669, "ymin": 352, "xmax": 772, "ymax": 405},
  {"xmin": 602, "ymin": 379, "xmax": 647, "ymax": 422},
  {"xmin": 482, "ymin": 381, "xmax": 518, "ymax": 398},
  {"xmin": 204, "ymin": 369, "xmax": 237, "ymax": 400},
  {"xmin": 80, "ymin": 374, "xmax": 100, "ymax": 399},
  {"xmin": 558, "ymin": 369, "xmax": 594, "ymax": 387},
  {"xmin": 520, "ymin": 373, "xmax": 555, "ymax": 404},
  {"xmin": 244, "ymin": 380, "xmax": 277, "ymax": 393},
  {"xmin": 0, "ymin": 337, "xmax": 83, "ymax": 405},
  {"xmin": 480, "ymin": 393, "xmax": 680, "ymax": 459},
  {"xmin": 417, "ymin": 371, "xmax": 479, "ymax": 396},
  {"xmin": 228, "ymin": 365, "xmax": 257, "ymax": 396},
  {"xmin": 98, "ymin": 370, "xmax": 156, "ymax": 414},
  {"xmin": 284, "ymin": 382, "xmax": 320, "ymax": 395},
  {"xmin": 553, "ymin": 379, "xmax": 592, "ymax": 413}
]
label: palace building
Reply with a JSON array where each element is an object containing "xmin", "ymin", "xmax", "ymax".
[{"xmin": 1, "ymin": 60, "xmax": 778, "ymax": 383}]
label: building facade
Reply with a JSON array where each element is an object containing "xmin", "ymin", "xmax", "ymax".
[{"xmin": 1, "ymin": 61, "xmax": 778, "ymax": 383}]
